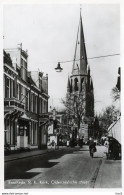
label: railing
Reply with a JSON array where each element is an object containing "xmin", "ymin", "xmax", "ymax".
[{"xmin": 4, "ymin": 98, "xmax": 25, "ymax": 110}]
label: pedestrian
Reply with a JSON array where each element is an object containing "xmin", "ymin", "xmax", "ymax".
[
  {"xmin": 67, "ymin": 140, "xmax": 70, "ymax": 147},
  {"xmin": 104, "ymin": 137, "xmax": 109, "ymax": 156},
  {"xmin": 89, "ymin": 137, "xmax": 96, "ymax": 157}
]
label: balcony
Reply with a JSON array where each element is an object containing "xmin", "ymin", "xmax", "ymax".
[{"xmin": 4, "ymin": 98, "xmax": 25, "ymax": 111}]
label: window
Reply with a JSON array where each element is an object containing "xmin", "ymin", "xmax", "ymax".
[
  {"xmin": 19, "ymin": 84, "xmax": 21, "ymax": 100},
  {"xmin": 74, "ymin": 78, "xmax": 78, "ymax": 91},
  {"xmin": 32, "ymin": 122, "xmax": 37, "ymax": 145},
  {"xmin": 10, "ymin": 79, "xmax": 13, "ymax": 98},
  {"xmin": 33, "ymin": 95, "xmax": 35, "ymax": 113},
  {"xmin": 42, "ymin": 99, "xmax": 45, "ymax": 113},
  {"xmin": 17, "ymin": 84, "xmax": 19, "ymax": 100},
  {"xmin": 13, "ymin": 80, "xmax": 15, "ymax": 97},
  {"xmin": 26, "ymin": 90, "xmax": 29, "ymax": 111},
  {"xmin": 81, "ymin": 78, "xmax": 84, "ymax": 91},
  {"xmin": 33, "ymin": 95, "xmax": 37, "ymax": 113},
  {"xmin": 31, "ymin": 93, "xmax": 33, "ymax": 112},
  {"xmin": 21, "ymin": 86, "xmax": 23, "ymax": 102},
  {"xmin": 21, "ymin": 58, "xmax": 27, "ymax": 81},
  {"xmin": 5, "ymin": 76, "xmax": 10, "ymax": 98},
  {"xmin": 35, "ymin": 96, "xmax": 37, "ymax": 113},
  {"xmin": 39, "ymin": 98, "xmax": 42, "ymax": 114}
]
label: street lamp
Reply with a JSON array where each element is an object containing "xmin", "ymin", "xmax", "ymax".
[{"xmin": 55, "ymin": 62, "xmax": 63, "ymax": 72}]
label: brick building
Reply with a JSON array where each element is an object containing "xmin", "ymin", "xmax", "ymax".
[{"xmin": 4, "ymin": 44, "xmax": 49, "ymax": 151}]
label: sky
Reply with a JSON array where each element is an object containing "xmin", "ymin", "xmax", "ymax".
[{"xmin": 3, "ymin": 4, "xmax": 120, "ymax": 114}]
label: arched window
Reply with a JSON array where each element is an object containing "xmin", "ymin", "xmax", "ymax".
[
  {"xmin": 70, "ymin": 79, "xmax": 73, "ymax": 93},
  {"xmin": 81, "ymin": 78, "xmax": 84, "ymax": 91},
  {"xmin": 74, "ymin": 78, "xmax": 78, "ymax": 91}
]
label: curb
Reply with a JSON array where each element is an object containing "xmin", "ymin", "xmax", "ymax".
[{"xmin": 4, "ymin": 147, "xmax": 78, "ymax": 162}]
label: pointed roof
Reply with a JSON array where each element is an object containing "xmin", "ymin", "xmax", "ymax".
[{"xmin": 72, "ymin": 11, "xmax": 88, "ymax": 76}]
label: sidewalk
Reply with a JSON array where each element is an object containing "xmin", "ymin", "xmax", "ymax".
[
  {"xmin": 95, "ymin": 147, "xmax": 122, "ymax": 188},
  {"xmin": 4, "ymin": 146, "xmax": 77, "ymax": 162}
]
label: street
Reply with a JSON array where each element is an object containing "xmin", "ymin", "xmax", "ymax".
[{"xmin": 4, "ymin": 146, "xmax": 121, "ymax": 189}]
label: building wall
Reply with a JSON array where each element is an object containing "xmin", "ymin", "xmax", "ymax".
[{"xmin": 4, "ymin": 47, "xmax": 49, "ymax": 150}]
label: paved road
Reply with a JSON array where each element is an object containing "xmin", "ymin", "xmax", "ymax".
[
  {"xmin": 4, "ymin": 145, "xmax": 121, "ymax": 189},
  {"xmin": 4, "ymin": 146, "xmax": 105, "ymax": 189}
]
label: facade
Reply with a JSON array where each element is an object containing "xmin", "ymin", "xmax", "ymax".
[
  {"xmin": 48, "ymin": 108, "xmax": 69, "ymax": 146},
  {"xmin": 66, "ymin": 13, "xmax": 94, "ymax": 142},
  {"xmin": 4, "ymin": 45, "xmax": 49, "ymax": 151}
]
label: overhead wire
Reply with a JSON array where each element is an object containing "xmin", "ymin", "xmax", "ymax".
[{"xmin": 59, "ymin": 53, "xmax": 120, "ymax": 64}]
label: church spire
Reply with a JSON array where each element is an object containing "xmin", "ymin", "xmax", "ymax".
[{"xmin": 72, "ymin": 10, "xmax": 88, "ymax": 76}]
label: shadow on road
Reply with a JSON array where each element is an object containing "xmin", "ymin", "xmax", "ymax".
[{"xmin": 5, "ymin": 148, "xmax": 80, "ymax": 180}]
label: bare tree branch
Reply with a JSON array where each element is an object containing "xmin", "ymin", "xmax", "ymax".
[{"xmin": 111, "ymin": 87, "xmax": 120, "ymax": 102}]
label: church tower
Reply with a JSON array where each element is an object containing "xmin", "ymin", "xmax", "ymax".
[{"xmin": 66, "ymin": 10, "xmax": 94, "ymax": 140}]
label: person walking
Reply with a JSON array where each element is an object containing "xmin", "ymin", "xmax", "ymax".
[
  {"xmin": 89, "ymin": 137, "xmax": 96, "ymax": 157},
  {"xmin": 104, "ymin": 137, "xmax": 109, "ymax": 159}
]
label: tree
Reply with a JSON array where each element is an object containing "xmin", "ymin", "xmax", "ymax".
[
  {"xmin": 98, "ymin": 105, "xmax": 120, "ymax": 132},
  {"xmin": 93, "ymin": 116, "xmax": 100, "ymax": 139},
  {"xmin": 62, "ymin": 91, "xmax": 87, "ymax": 130},
  {"xmin": 111, "ymin": 86, "xmax": 120, "ymax": 102}
]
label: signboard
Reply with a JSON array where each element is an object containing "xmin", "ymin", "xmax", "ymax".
[
  {"xmin": 80, "ymin": 123, "xmax": 88, "ymax": 142},
  {"xmin": 48, "ymin": 124, "xmax": 53, "ymax": 134},
  {"xmin": 79, "ymin": 128, "xmax": 84, "ymax": 139}
]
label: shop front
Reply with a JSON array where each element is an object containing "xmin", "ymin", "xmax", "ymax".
[{"xmin": 17, "ymin": 117, "xmax": 30, "ymax": 149}]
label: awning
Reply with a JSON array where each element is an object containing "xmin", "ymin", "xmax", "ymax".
[{"xmin": 20, "ymin": 113, "xmax": 31, "ymax": 121}]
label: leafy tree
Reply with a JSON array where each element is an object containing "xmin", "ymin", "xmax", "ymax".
[{"xmin": 98, "ymin": 105, "xmax": 120, "ymax": 133}]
